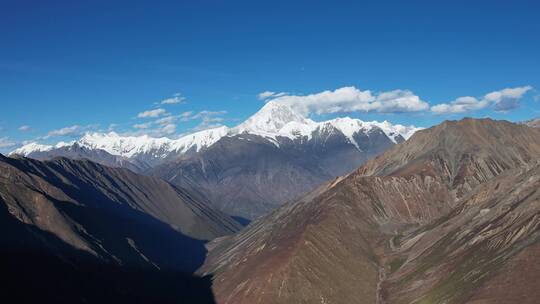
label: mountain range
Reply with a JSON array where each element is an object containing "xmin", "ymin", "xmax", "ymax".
[
  {"xmin": 12, "ymin": 101, "xmax": 420, "ymax": 219},
  {"xmin": 199, "ymin": 118, "xmax": 540, "ymax": 304},
  {"xmin": 3, "ymin": 117, "xmax": 540, "ymax": 303}
]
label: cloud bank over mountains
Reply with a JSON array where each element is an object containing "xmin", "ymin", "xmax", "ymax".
[
  {"xmin": 259, "ymin": 85, "xmax": 533, "ymax": 117},
  {"xmin": 257, "ymin": 87, "xmax": 429, "ymax": 116},
  {"xmin": 431, "ymin": 86, "xmax": 533, "ymax": 114}
]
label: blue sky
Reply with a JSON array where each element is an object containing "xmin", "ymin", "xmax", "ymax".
[{"xmin": 1, "ymin": 0, "xmax": 539, "ymax": 152}]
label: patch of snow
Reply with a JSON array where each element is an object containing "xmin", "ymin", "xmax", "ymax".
[
  {"xmin": 10, "ymin": 143, "xmax": 54, "ymax": 156},
  {"xmin": 364, "ymin": 120, "xmax": 421, "ymax": 142},
  {"xmin": 78, "ymin": 132, "xmax": 173, "ymax": 158},
  {"xmin": 170, "ymin": 126, "xmax": 229, "ymax": 154}
]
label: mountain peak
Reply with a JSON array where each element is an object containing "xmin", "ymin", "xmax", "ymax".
[
  {"xmin": 358, "ymin": 118, "xmax": 540, "ymax": 197},
  {"xmin": 234, "ymin": 101, "xmax": 312, "ymax": 135}
]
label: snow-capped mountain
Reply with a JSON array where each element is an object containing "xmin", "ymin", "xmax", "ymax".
[
  {"xmin": 13, "ymin": 141, "xmax": 74, "ymax": 155},
  {"xmin": 232, "ymin": 101, "xmax": 420, "ymax": 145},
  {"xmin": 12, "ymin": 101, "xmax": 419, "ymax": 162},
  {"xmin": 11, "ymin": 102, "xmax": 421, "ymax": 219},
  {"xmin": 13, "ymin": 127, "xmax": 228, "ymax": 160}
]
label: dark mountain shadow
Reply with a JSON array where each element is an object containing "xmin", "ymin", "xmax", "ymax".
[
  {"xmin": 231, "ymin": 216, "xmax": 251, "ymax": 227},
  {"xmin": 55, "ymin": 200, "xmax": 208, "ymax": 272},
  {"xmin": 4, "ymin": 156, "xmax": 211, "ymax": 272},
  {"xmin": 0, "ymin": 200, "xmax": 216, "ymax": 304}
]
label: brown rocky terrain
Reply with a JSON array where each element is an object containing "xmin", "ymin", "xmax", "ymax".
[
  {"xmin": 382, "ymin": 162, "xmax": 540, "ymax": 304},
  {"xmin": 199, "ymin": 118, "xmax": 540, "ymax": 304}
]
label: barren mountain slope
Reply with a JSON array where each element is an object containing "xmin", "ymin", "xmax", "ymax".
[
  {"xmin": 359, "ymin": 118, "xmax": 540, "ymax": 198},
  {"xmin": 200, "ymin": 118, "xmax": 540, "ymax": 304},
  {"xmin": 382, "ymin": 162, "xmax": 540, "ymax": 304},
  {"xmin": 150, "ymin": 134, "xmax": 333, "ymax": 219}
]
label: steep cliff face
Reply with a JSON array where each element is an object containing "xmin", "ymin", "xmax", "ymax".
[{"xmin": 200, "ymin": 118, "xmax": 540, "ymax": 304}]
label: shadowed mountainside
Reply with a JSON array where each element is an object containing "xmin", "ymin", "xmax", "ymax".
[
  {"xmin": 0, "ymin": 154, "xmax": 241, "ymax": 272},
  {"xmin": 0, "ymin": 200, "xmax": 217, "ymax": 303}
]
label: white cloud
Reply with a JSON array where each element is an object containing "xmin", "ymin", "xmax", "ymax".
[
  {"xmin": 258, "ymin": 91, "xmax": 287, "ymax": 100},
  {"xmin": 160, "ymin": 123, "xmax": 176, "ymax": 135},
  {"xmin": 160, "ymin": 93, "xmax": 186, "ymax": 105},
  {"xmin": 431, "ymin": 86, "xmax": 533, "ymax": 114},
  {"xmin": 262, "ymin": 86, "xmax": 429, "ymax": 116},
  {"xmin": 137, "ymin": 108, "xmax": 167, "ymax": 118},
  {"xmin": 191, "ymin": 110, "xmax": 227, "ymax": 131},
  {"xmin": 192, "ymin": 120, "xmax": 223, "ymax": 132},
  {"xmin": 133, "ymin": 122, "xmax": 152, "ymax": 129},
  {"xmin": 0, "ymin": 137, "xmax": 16, "ymax": 149},
  {"xmin": 128, "ymin": 109, "xmax": 227, "ymax": 136},
  {"xmin": 18, "ymin": 125, "xmax": 31, "ymax": 131},
  {"xmin": 192, "ymin": 110, "xmax": 227, "ymax": 119},
  {"xmin": 107, "ymin": 123, "xmax": 118, "ymax": 131},
  {"xmin": 179, "ymin": 111, "xmax": 194, "ymax": 121},
  {"xmin": 485, "ymin": 86, "xmax": 533, "ymax": 112},
  {"xmin": 45, "ymin": 125, "xmax": 81, "ymax": 139},
  {"xmin": 155, "ymin": 116, "xmax": 177, "ymax": 125},
  {"xmin": 431, "ymin": 96, "xmax": 489, "ymax": 114},
  {"xmin": 41, "ymin": 124, "xmax": 99, "ymax": 139}
]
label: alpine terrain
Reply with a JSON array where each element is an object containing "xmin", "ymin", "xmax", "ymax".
[
  {"xmin": 199, "ymin": 118, "xmax": 540, "ymax": 304},
  {"xmin": 12, "ymin": 101, "xmax": 420, "ymax": 219}
]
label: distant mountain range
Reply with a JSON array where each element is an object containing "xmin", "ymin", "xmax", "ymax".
[
  {"xmin": 12, "ymin": 101, "xmax": 420, "ymax": 219},
  {"xmin": 200, "ymin": 118, "xmax": 540, "ymax": 304}
]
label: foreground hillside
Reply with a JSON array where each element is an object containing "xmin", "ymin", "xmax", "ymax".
[
  {"xmin": 0, "ymin": 155, "xmax": 241, "ymax": 302},
  {"xmin": 200, "ymin": 118, "xmax": 540, "ymax": 304}
]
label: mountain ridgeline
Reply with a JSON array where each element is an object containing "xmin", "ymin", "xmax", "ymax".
[
  {"xmin": 199, "ymin": 118, "xmax": 540, "ymax": 304},
  {"xmin": 13, "ymin": 102, "xmax": 418, "ymax": 219}
]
